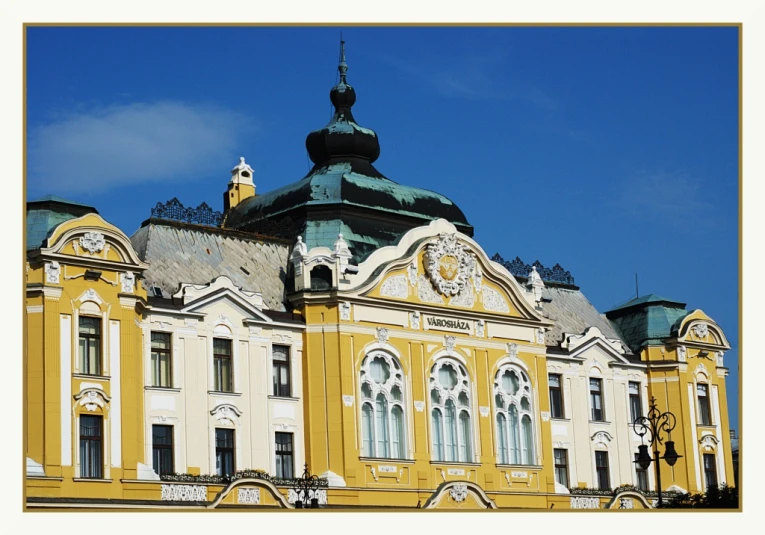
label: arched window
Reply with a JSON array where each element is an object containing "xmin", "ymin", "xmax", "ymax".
[
  {"xmin": 359, "ymin": 352, "xmax": 406, "ymax": 459},
  {"xmin": 430, "ymin": 359, "xmax": 473, "ymax": 462},
  {"xmin": 495, "ymin": 365, "xmax": 535, "ymax": 465}
]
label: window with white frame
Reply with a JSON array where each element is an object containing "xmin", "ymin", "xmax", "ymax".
[
  {"xmin": 628, "ymin": 381, "xmax": 643, "ymax": 423},
  {"xmin": 430, "ymin": 359, "xmax": 473, "ymax": 463},
  {"xmin": 494, "ymin": 365, "xmax": 535, "ymax": 465},
  {"xmin": 359, "ymin": 351, "xmax": 406, "ymax": 459},
  {"xmin": 697, "ymin": 383, "xmax": 712, "ymax": 425}
]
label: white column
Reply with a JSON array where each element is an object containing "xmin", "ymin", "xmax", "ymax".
[
  {"xmin": 60, "ymin": 315, "xmax": 72, "ymax": 466},
  {"xmin": 687, "ymin": 383, "xmax": 701, "ymax": 489},
  {"xmin": 711, "ymin": 385, "xmax": 726, "ymax": 484},
  {"xmin": 110, "ymin": 320, "xmax": 121, "ymax": 467}
]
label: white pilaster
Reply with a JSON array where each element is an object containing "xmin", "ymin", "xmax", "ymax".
[
  {"xmin": 60, "ymin": 314, "xmax": 72, "ymax": 466},
  {"xmin": 711, "ymin": 385, "xmax": 726, "ymax": 484},
  {"xmin": 687, "ymin": 383, "xmax": 701, "ymax": 489},
  {"xmin": 110, "ymin": 320, "xmax": 121, "ymax": 467}
]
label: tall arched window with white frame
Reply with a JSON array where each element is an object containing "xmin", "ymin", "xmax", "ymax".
[
  {"xmin": 494, "ymin": 365, "xmax": 536, "ymax": 465},
  {"xmin": 359, "ymin": 351, "xmax": 406, "ymax": 459},
  {"xmin": 429, "ymin": 359, "xmax": 473, "ymax": 463}
]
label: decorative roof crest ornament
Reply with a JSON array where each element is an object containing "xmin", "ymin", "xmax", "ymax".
[{"xmin": 425, "ymin": 233, "xmax": 476, "ymax": 296}]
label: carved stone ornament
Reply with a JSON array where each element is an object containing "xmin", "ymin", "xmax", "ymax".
[
  {"xmin": 476, "ymin": 319, "xmax": 485, "ymax": 337},
  {"xmin": 380, "ymin": 275, "xmax": 409, "ymax": 298},
  {"xmin": 410, "ymin": 311, "xmax": 421, "ymax": 330},
  {"xmin": 161, "ymin": 484, "xmax": 207, "ymax": 502},
  {"xmin": 619, "ymin": 498, "xmax": 634, "ymax": 509},
  {"xmin": 592, "ymin": 431, "xmax": 612, "ymax": 445},
  {"xmin": 376, "ymin": 327, "xmax": 389, "ymax": 344},
  {"xmin": 120, "ymin": 272, "xmax": 135, "ymax": 293},
  {"xmin": 507, "ymin": 343, "xmax": 518, "ymax": 358},
  {"xmin": 418, "ymin": 274, "xmax": 445, "ymax": 304},
  {"xmin": 571, "ymin": 496, "xmax": 600, "ymax": 509},
  {"xmin": 445, "ymin": 335, "xmax": 456, "ymax": 352},
  {"xmin": 425, "ymin": 233, "xmax": 476, "ymax": 296},
  {"xmin": 79, "ymin": 232, "xmax": 106, "ymax": 254},
  {"xmin": 717, "ymin": 352, "xmax": 724, "ymax": 367},
  {"xmin": 340, "ymin": 301, "xmax": 351, "ymax": 321},
  {"xmin": 449, "ymin": 483, "xmax": 469, "ymax": 503},
  {"xmin": 479, "ymin": 406, "xmax": 490, "ymax": 417},
  {"xmin": 450, "ymin": 284, "xmax": 474, "ymax": 308},
  {"xmin": 541, "ymin": 411, "xmax": 551, "ymax": 422},
  {"xmin": 248, "ymin": 326, "xmax": 262, "ymax": 337},
  {"xmin": 473, "ymin": 264, "xmax": 483, "ymax": 292},
  {"xmin": 414, "ymin": 401, "xmax": 425, "ymax": 412},
  {"xmin": 408, "ymin": 262, "xmax": 418, "ymax": 287},
  {"xmin": 237, "ymin": 487, "xmax": 260, "ymax": 504},
  {"xmin": 536, "ymin": 328, "xmax": 546, "ymax": 345},
  {"xmin": 482, "ymin": 285, "xmax": 509, "ymax": 313},
  {"xmin": 44, "ymin": 261, "xmax": 60, "ymax": 284},
  {"xmin": 342, "ymin": 395, "xmax": 354, "ymax": 407},
  {"xmin": 699, "ymin": 435, "xmax": 717, "ymax": 452},
  {"xmin": 288, "ymin": 489, "xmax": 327, "ymax": 505},
  {"xmin": 692, "ymin": 323, "xmax": 709, "ymax": 340},
  {"xmin": 677, "ymin": 345, "xmax": 687, "ymax": 362}
]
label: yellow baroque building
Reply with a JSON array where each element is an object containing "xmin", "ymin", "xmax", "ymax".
[{"xmin": 23, "ymin": 45, "xmax": 736, "ymax": 511}]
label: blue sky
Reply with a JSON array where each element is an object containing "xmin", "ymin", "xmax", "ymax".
[{"xmin": 26, "ymin": 26, "xmax": 740, "ymax": 429}]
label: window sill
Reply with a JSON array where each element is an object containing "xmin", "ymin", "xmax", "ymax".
[
  {"xmin": 495, "ymin": 464, "xmax": 542, "ymax": 470},
  {"xmin": 589, "ymin": 420, "xmax": 611, "ymax": 425},
  {"xmin": 429, "ymin": 461, "xmax": 481, "ymax": 467},
  {"xmin": 145, "ymin": 386, "xmax": 181, "ymax": 393},
  {"xmin": 698, "ymin": 423, "xmax": 717, "ymax": 429},
  {"xmin": 73, "ymin": 478, "xmax": 113, "ymax": 483},
  {"xmin": 359, "ymin": 457, "xmax": 416, "ymax": 464},
  {"xmin": 73, "ymin": 373, "xmax": 110, "ymax": 381},
  {"xmin": 268, "ymin": 395, "xmax": 299, "ymax": 402},
  {"xmin": 550, "ymin": 417, "xmax": 570, "ymax": 422},
  {"xmin": 208, "ymin": 391, "xmax": 241, "ymax": 397}
]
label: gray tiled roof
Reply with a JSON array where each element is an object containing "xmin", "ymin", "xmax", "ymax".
[
  {"xmin": 539, "ymin": 286, "xmax": 627, "ymax": 352},
  {"xmin": 130, "ymin": 222, "xmax": 290, "ymax": 311}
]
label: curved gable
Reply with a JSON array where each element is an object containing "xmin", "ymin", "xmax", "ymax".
[
  {"xmin": 41, "ymin": 213, "xmax": 148, "ymax": 269},
  {"xmin": 351, "ymin": 219, "xmax": 543, "ymax": 322}
]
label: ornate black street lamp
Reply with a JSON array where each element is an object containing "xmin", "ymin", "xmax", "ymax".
[
  {"xmin": 292, "ymin": 463, "xmax": 321, "ymax": 509},
  {"xmin": 632, "ymin": 396, "xmax": 683, "ymax": 508}
]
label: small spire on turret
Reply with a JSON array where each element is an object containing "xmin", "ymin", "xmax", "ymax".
[{"xmin": 338, "ymin": 38, "xmax": 348, "ymax": 84}]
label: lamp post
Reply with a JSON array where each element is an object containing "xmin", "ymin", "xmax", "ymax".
[
  {"xmin": 632, "ymin": 396, "xmax": 682, "ymax": 508},
  {"xmin": 292, "ymin": 463, "xmax": 321, "ymax": 509}
]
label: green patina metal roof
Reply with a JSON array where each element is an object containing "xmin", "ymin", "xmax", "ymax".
[
  {"xmin": 605, "ymin": 294, "xmax": 689, "ymax": 353},
  {"xmin": 26, "ymin": 196, "xmax": 98, "ymax": 251}
]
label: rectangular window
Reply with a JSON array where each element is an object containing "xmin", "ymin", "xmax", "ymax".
[
  {"xmin": 272, "ymin": 345, "xmax": 291, "ymax": 397},
  {"xmin": 78, "ymin": 316, "xmax": 102, "ymax": 375},
  {"xmin": 628, "ymin": 381, "xmax": 643, "ymax": 423},
  {"xmin": 704, "ymin": 453, "xmax": 718, "ymax": 489},
  {"xmin": 595, "ymin": 451, "xmax": 610, "ymax": 490},
  {"xmin": 553, "ymin": 448, "xmax": 569, "ymax": 488},
  {"xmin": 151, "ymin": 332, "xmax": 172, "ymax": 387},
  {"xmin": 634, "ymin": 453, "xmax": 649, "ymax": 491},
  {"xmin": 549, "ymin": 374, "xmax": 564, "ymax": 419},
  {"xmin": 590, "ymin": 378, "xmax": 604, "ymax": 421},
  {"xmin": 79, "ymin": 415, "xmax": 103, "ymax": 478},
  {"xmin": 275, "ymin": 432, "xmax": 294, "ymax": 479},
  {"xmin": 213, "ymin": 338, "xmax": 233, "ymax": 393},
  {"xmin": 697, "ymin": 384, "xmax": 712, "ymax": 425},
  {"xmin": 152, "ymin": 425, "xmax": 174, "ymax": 476},
  {"xmin": 215, "ymin": 428, "xmax": 235, "ymax": 476}
]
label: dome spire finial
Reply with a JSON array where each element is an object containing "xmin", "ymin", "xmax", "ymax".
[{"xmin": 338, "ymin": 36, "xmax": 348, "ymax": 84}]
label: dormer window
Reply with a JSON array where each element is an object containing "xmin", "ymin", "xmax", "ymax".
[{"xmin": 151, "ymin": 287, "xmax": 163, "ymax": 298}]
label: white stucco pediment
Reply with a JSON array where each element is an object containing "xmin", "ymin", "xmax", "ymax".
[
  {"xmin": 676, "ymin": 312, "xmax": 730, "ymax": 349},
  {"xmin": 174, "ymin": 276, "xmax": 274, "ymax": 325},
  {"xmin": 562, "ymin": 327, "xmax": 632, "ymax": 366}
]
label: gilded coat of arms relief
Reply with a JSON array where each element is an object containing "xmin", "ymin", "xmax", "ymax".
[{"xmin": 424, "ymin": 233, "xmax": 477, "ymax": 297}]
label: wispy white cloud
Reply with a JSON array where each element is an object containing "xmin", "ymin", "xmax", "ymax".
[
  {"xmin": 617, "ymin": 169, "xmax": 713, "ymax": 223},
  {"xmin": 383, "ymin": 51, "xmax": 559, "ymax": 109},
  {"xmin": 28, "ymin": 101, "xmax": 255, "ymax": 194}
]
